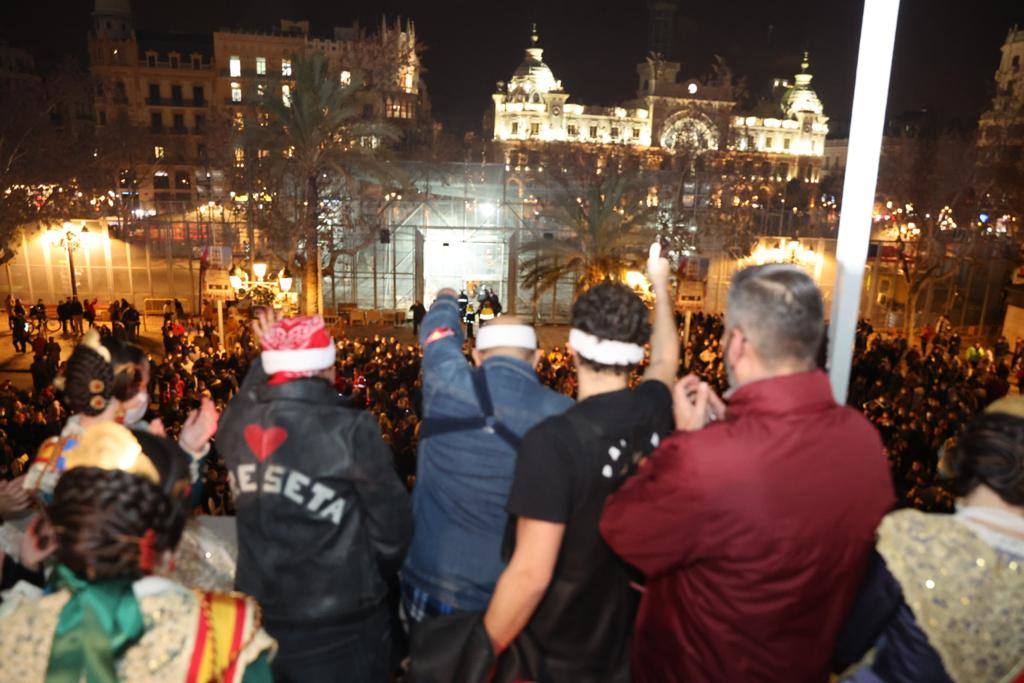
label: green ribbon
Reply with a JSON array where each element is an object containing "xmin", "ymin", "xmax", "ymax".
[{"xmin": 44, "ymin": 565, "xmax": 145, "ymax": 683}]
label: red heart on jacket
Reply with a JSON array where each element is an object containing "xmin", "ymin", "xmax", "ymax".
[{"xmin": 243, "ymin": 424, "xmax": 288, "ymax": 463}]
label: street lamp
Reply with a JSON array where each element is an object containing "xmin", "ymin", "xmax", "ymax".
[
  {"xmin": 228, "ymin": 261, "xmax": 294, "ymax": 312},
  {"xmin": 50, "ymin": 222, "xmax": 88, "ymax": 298},
  {"xmin": 228, "ymin": 263, "xmax": 245, "ymax": 291},
  {"xmin": 253, "ymin": 255, "xmax": 268, "ymax": 281},
  {"xmin": 278, "ymin": 267, "xmax": 293, "ymax": 293}
]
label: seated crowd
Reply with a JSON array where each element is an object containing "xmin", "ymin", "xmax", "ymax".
[{"xmin": 0, "ymin": 251, "xmax": 1020, "ymax": 682}]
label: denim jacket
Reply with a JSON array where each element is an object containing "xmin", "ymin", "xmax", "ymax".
[{"xmin": 402, "ymin": 295, "xmax": 573, "ymax": 611}]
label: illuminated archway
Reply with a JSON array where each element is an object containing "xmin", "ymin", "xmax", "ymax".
[{"xmin": 659, "ymin": 112, "xmax": 719, "ymax": 152}]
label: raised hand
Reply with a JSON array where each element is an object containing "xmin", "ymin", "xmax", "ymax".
[
  {"xmin": 672, "ymin": 374, "xmax": 726, "ymax": 432},
  {"xmin": 646, "ymin": 242, "xmax": 671, "ymax": 289},
  {"xmin": 250, "ymin": 307, "xmax": 282, "ymax": 349},
  {"xmin": 179, "ymin": 397, "xmax": 219, "ymax": 456}
]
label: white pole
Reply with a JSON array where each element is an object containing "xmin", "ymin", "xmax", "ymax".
[
  {"xmin": 216, "ymin": 299, "xmax": 225, "ymax": 351},
  {"xmin": 828, "ymin": 0, "xmax": 902, "ymax": 404}
]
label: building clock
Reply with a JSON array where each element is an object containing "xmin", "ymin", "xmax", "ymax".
[{"xmin": 551, "ymin": 105, "xmax": 562, "ymax": 116}]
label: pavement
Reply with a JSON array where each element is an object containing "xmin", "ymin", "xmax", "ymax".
[{"xmin": 0, "ymin": 318, "xmax": 164, "ymax": 390}]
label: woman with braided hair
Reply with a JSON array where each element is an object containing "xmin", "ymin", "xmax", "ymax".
[
  {"xmin": 24, "ymin": 330, "xmax": 218, "ymax": 501},
  {"xmin": 833, "ymin": 397, "xmax": 1024, "ymax": 682},
  {"xmin": 0, "ymin": 422, "xmax": 275, "ymax": 682},
  {"xmin": 16, "ymin": 330, "xmax": 231, "ymax": 591},
  {"xmin": 22, "ymin": 329, "xmax": 121, "ymax": 498}
]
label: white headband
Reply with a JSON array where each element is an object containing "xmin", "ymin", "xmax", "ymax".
[
  {"xmin": 568, "ymin": 328, "xmax": 645, "ymax": 366},
  {"xmin": 475, "ymin": 324, "xmax": 537, "ymax": 351}
]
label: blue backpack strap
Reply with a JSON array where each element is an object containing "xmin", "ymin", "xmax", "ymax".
[
  {"xmin": 419, "ymin": 368, "xmax": 522, "ymax": 450},
  {"xmin": 470, "ymin": 369, "xmax": 522, "ymax": 450}
]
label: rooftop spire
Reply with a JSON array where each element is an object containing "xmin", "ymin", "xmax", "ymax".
[
  {"xmin": 801, "ymin": 51, "xmax": 810, "ymax": 73},
  {"xmin": 525, "ymin": 22, "xmax": 544, "ymax": 62}
]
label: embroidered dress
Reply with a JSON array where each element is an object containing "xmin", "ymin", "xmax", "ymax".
[
  {"xmin": 0, "ymin": 573, "xmax": 274, "ymax": 683},
  {"xmin": 876, "ymin": 508, "xmax": 1024, "ymax": 683}
]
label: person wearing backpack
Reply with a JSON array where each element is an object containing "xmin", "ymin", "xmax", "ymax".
[
  {"xmin": 402, "ymin": 292, "xmax": 572, "ymax": 626},
  {"xmin": 480, "ymin": 244, "xmax": 678, "ymax": 682}
]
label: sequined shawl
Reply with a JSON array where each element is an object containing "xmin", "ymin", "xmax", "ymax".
[
  {"xmin": 877, "ymin": 509, "xmax": 1024, "ymax": 683},
  {"xmin": 0, "ymin": 576, "xmax": 274, "ymax": 683}
]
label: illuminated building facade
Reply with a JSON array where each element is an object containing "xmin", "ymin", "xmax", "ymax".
[
  {"xmin": 978, "ymin": 24, "xmax": 1024, "ymax": 170},
  {"xmin": 87, "ymin": 0, "xmax": 424, "ymax": 210},
  {"xmin": 492, "ymin": 28, "xmax": 828, "ymax": 181}
]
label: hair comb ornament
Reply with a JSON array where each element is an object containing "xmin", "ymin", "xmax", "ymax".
[
  {"xmin": 80, "ymin": 329, "xmax": 112, "ymax": 363},
  {"xmin": 63, "ymin": 422, "xmax": 161, "ymax": 486}
]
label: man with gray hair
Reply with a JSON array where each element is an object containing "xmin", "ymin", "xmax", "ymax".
[
  {"xmin": 601, "ymin": 264, "xmax": 894, "ymax": 683},
  {"xmin": 401, "ymin": 290, "xmax": 573, "ymax": 623}
]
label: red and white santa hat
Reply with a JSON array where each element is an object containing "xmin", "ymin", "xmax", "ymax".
[{"xmin": 261, "ymin": 315, "xmax": 337, "ymax": 381}]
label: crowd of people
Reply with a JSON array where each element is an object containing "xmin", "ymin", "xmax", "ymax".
[
  {"xmin": 0, "ymin": 265, "xmax": 1020, "ymax": 681},
  {"xmin": 0, "ymin": 296, "xmax": 1017, "ymax": 517}
]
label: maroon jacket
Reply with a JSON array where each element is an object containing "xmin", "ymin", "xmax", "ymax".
[{"xmin": 600, "ymin": 371, "xmax": 894, "ymax": 683}]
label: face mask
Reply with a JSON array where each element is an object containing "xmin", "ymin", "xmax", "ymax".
[{"xmin": 123, "ymin": 390, "xmax": 149, "ymax": 425}]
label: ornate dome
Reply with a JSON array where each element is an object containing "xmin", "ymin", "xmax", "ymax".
[
  {"xmin": 782, "ymin": 52, "xmax": 824, "ymax": 117},
  {"xmin": 508, "ymin": 25, "xmax": 562, "ymax": 95}
]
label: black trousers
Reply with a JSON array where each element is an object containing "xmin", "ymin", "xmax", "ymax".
[{"xmin": 267, "ymin": 605, "xmax": 391, "ymax": 683}]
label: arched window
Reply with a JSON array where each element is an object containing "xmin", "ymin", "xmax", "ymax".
[{"xmin": 531, "ymin": 92, "xmax": 540, "ymax": 103}]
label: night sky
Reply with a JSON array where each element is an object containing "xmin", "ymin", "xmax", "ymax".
[{"xmin": 4, "ymin": 0, "xmax": 1023, "ymax": 135}]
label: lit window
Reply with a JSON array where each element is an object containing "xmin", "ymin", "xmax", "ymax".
[
  {"xmin": 153, "ymin": 145, "xmax": 165, "ymax": 159},
  {"xmin": 401, "ymin": 67, "xmax": 415, "ymax": 93},
  {"xmin": 282, "ymin": 84, "xmax": 292, "ymax": 107},
  {"xmin": 257, "ymin": 83, "xmax": 266, "ymax": 97},
  {"xmin": 233, "ymin": 112, "xmax": 244, "ymax": 130},
  {"xmin": 340, "ymin": 70, "xmax": 351, "ymax": 86},
  {"xmin": 285, "ymin": 146, "xmax": 295, "ymax": 158},
  {"xmin": 229, "ymin": 56, "xmax": 241, "ymax": 78},
  {"xmin": 258, "ymin": 149, "xmax": 270, "ymax": 159},
  {"xmin": 234, "ymin": 147, "xmax": 245, "ymax": 166},
  {"xmin": 231, "ymin": 82, "xmax": 242, "ymax": 102},
  {"xmin": 256, "ymin": 57, "xmax": 267, "ymax": 75},
  {"xmin": 282, "ymin": 59, "xmax": 292, "ymax": 76}
]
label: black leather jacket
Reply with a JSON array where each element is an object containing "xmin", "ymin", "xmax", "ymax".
[{"xmin": 219, "ymin": 359, "xmax": 411, "ymax": 626}]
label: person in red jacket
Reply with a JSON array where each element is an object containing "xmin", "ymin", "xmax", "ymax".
[{"xmin": 600, "ymin": 264, "xmax": 895, "ymax": 683}]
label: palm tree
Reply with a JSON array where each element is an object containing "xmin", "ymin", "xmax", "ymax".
[
  {"xmin": 249, "ymin": 52, "xmax": 402, "ymax": 315},
  {"xmin": 519, "ymin": 148, "xmax": 659, "ymax": 299}
]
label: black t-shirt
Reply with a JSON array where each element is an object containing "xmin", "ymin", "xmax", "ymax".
[{"xmin": 505, "ymin": 380, "xmax": 674, "ymax": 682}]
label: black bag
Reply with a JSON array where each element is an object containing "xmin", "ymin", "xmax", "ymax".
[{"xmin": 409, "ymin": 611, "xmax": 549, "ymax": 683}]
